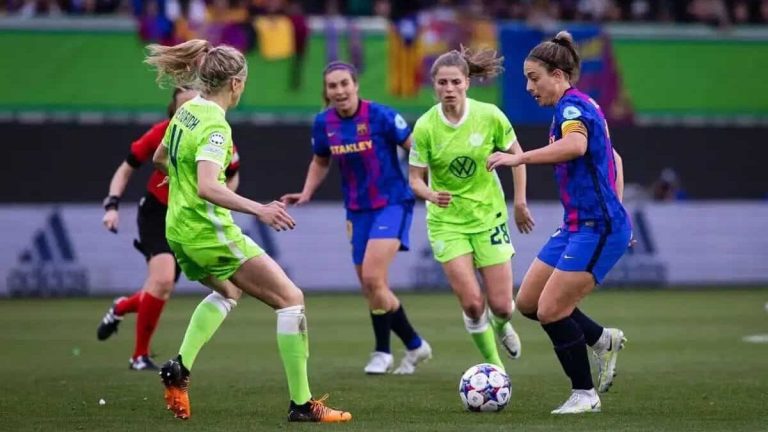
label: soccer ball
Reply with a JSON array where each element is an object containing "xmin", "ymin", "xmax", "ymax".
[{"xmin": 458, "ymin": 363, "xmax": 511, "ymax": 412}]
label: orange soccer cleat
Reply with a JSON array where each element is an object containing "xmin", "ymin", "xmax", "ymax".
[
  {"xmin": 287, "ymin": 394, "xmax": 352, "ymax": 423},
  {"xmin": 159, "ymin": 356, "xmax": 191, "ymax": 420}
]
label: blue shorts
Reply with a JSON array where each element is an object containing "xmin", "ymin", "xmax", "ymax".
[
  {"xmin": 537, "ymin": 226, "xmax": 632, "ymax": 284},
  {"xmin": 346, "ymin": 201, "xmax": 413, "ymax": 265}
]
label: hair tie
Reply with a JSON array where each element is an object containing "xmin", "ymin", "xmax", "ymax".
[{"xmin": 551, "ymin": 38, "xmax": 567, "ymax": 46}]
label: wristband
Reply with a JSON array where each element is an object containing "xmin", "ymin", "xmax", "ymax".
[{"xmin": 103, "ymin": 195, "xmax": 120, "ymax": 211}]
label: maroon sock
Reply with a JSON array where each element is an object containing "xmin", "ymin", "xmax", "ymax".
[
  {"xmin": 114, "ymin": 291, "xmax": 143, "ymax": 316},
  {"xmin": 132, "ymin": 292, "xmax": 166, "ymax": 359}
]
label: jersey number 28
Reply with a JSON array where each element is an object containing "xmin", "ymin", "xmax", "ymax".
[{"xmin": 490, "ymin": 223, "xmax": 511, "ymax": 245}]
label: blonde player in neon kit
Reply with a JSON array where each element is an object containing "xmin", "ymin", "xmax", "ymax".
[
  {"xmin": 146, "ymin": 39, "xmax": 351, "ymax": 423},
  {"xmin": 408, "ymin": 47, "xmax": 535, "ymax": 369}
]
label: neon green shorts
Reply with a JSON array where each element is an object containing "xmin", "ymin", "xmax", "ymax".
[
  {"xmin": 168, "ymin": 234, "xmax": 264, "ymax": 281},
  {"xmin": 428, "ymin": 221, "xmax": 515, "ymax": 268}
]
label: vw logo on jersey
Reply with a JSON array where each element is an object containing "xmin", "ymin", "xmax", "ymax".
[{"xmin": 449, "ymin": 156, "xmax": 477, "ymax": 179}]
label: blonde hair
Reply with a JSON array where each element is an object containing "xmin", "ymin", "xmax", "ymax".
[
  {"xmin": 430, "ymin": 45, "xmax": 504, "ymax": 81},
  {"xmin": 527, "ymin": 31, "xmax": 581, "ymax": 83},
  {"xmin": 145, "ymin": 39, "xmax": 247, "ymax": 95}
]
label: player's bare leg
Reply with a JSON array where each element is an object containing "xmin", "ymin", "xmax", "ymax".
[
  {"xmin": 480, "ymin": 261, "xmax": 522, "ymax": 359},
  {"xmin": 231, "ymin": 254, "xmax": 351, "ymax": 422}
]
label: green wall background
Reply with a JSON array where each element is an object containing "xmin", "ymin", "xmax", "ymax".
[
  {"xmin": 612, "ymin": 39, "xmax": 768, "ymax": 117},
  {"xmin": 2, "ymin": 31, "xmax": 495, "ymax": 115},
  {"xmin": 2, "ymin": 30, "xmax": 766, "ymax": 118}
]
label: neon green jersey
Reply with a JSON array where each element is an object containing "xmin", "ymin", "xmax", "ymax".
[
  {"xmin": 409, "ymin": 98, "xmax": 517, "ymax": 233},
  {"xmin": 163, "ymin": 96, "xmax": 240, "ymax": 245}
]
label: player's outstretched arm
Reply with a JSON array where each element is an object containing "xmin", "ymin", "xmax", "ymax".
[
  {"xmin": 506, "ymin": 140, "xmax": 535, "ymax": 234},
  {"xmin": 613, "ymin": 149, "xmax": 624, "ymax": 203},
  {"xmin": 488, "ymin": 133, "xmax": 587, "ymax": 170},
  {"xmin": 102, "ymin": 161, "xmax": 136, "ymax": 233},
  {"xmin": 107, "ymin": 162, "xmax": 136, "ymax": 198},
  {"xmin": 522, "ymin": 132, "xmax": 587, "ymax": 165},
  {"xmin": 197, "ymin": 161, "xmax": 296, "ymax": 232},
  {"xmin": 281, "ymin": 155, "xmax": 331, "ymax": 205},
  {"xmin": 408, "ymin": 165, "xmax": 451, "ymax": 208}
]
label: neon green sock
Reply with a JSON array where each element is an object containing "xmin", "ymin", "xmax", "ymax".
[
  {"xmin": 489, "ymin": 312, "xmax": 509, "ymax": 336},
  {"xmin": 470, "ymin": 327, "xmax": 505, "ymax": 370},
  {"xmin": 276, "ymin": 306, "xmax": 312, "ymax": 405},
  {"xmin": 277, "ymin": 332, "xmax": 312, "ymax": 405},
  {"xmin": 178, "ymin": 295, "xmax": 230, "ymax": 370}
]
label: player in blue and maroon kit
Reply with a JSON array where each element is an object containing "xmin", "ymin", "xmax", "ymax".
[
  {"xmin": 97, "ymin": 88, "xmax": 241, "ymax": 371},
  {"xmin": 487, "ymin": 31, "xmax": 631, "ymax": 414},
  {"xmin": 282, "ymin": 62, "xmax": 431, "ymax": 375}
]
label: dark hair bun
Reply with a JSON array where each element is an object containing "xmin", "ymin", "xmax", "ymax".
[{"xmin": 552, "ymin": 31, "xmax": 574, "ymax": 45}]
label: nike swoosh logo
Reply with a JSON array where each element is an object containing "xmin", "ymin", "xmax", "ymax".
[
  {"xmin": 591, "ymin": 402, "xmax": 599, "ymax": 409},
  {"xmin": 564, "ymin": 255, "xmax": 575, "ymax": 259}
]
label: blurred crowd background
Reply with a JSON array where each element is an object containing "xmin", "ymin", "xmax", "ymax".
[{"xmin": 7, "ymin": 0, "xmax": 768, "ymax": 28}]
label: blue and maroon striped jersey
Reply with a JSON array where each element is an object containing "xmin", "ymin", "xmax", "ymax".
[
  {"xmin": 549, "ymin": 88, "xmax": 629, "ymax": 232},
  {"xmin": 312, "ymin": 100, "xmax": 414, "ymax": 211}
]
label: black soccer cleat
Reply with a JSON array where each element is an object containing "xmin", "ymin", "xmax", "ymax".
[
  {"xmin": 130, "ymin": 355, "xmax": 160, "ymax": 371},
  {"xmin": 97, "ymin": 297, "xmax": 125, "ymax": 341}
]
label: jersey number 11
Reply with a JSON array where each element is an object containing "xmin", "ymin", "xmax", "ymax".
[{"xmin": 168, "ymin": 124, "xmax": 183, "ymax": 172}]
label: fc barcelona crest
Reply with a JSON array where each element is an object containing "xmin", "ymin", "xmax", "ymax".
[{"xmin": 357, "ymin": 123, "xmax": 368, "ymax": 135}]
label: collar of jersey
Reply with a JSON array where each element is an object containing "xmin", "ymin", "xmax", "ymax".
[
  {"xmin": 192, "ymin": 95, "xmax": 226, "ymax": 116},
  {"xmin": 438, "ymin": 99, "xmax": 470, "ymax": 128}
]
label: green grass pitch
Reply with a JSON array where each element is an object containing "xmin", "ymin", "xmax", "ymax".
[{"xmin": 1, "ymin": 289, "xmax": 766, "ymax": 431}]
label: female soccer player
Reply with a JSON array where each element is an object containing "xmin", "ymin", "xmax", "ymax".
[
  {"xmin": 486, "ymin": 31, "xmax": 630, "ymax": 414},
  {"xmin": 146, "ymin": 39, "xmax": 351, "ymax": 423},
  {"xmin": 281, "ymin": 61, "xmax": 430, "ymax": 375},
  {"xmin": 408, "ymin": 47, "xmax": 534, "ymax": 370},
  {"xmin": 97, "ymin": 88, "xmax": 240, "ymax": 371}
]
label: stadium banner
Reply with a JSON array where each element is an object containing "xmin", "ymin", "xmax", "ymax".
[
  {"xmin": 1, "ymin": 202, "xmax": 766, "ymax": 297},
  {"xmin": 3, "ymin": 21, "xmax": 767, "ymax": 124}
]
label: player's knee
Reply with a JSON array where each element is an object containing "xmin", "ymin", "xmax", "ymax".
[
  {"xmin": 282, "ymin": 285, "xmax": 304, "ymax": 308},
  {"xmin": 223, "ymin": 286, "xmax": 243, "ymax": 301},
  {"xmin": 205, "ymin": 291, "xmax": 238, "ymax": 313},
  {"xmin": 146, "ymin": 277, "xmax": 174, "ymax": 300},
  {"xmin": 536, "ymin": 302, "xmax": 566, "ymax": 324},
  {"xmin": 515, "ymin": 296, "xmax": 537, "ymax": 317},
  {"xmin": 487, "ymin": 296, "xmax": 514, "ymax": 320},
  {"xmin": 361, "ymin": 273, "xmax": 388, "ymax": 294},
  {"xmin": 461, "ymin": 298, "xmax": 486, "ymax": 321},
  {"xmin": 359, "ymin": 284, "xmax": 374, "ymax": 302},
  {"xmin": 488, "ymin": 306, "xmax": 512, "ymax": 320}
]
